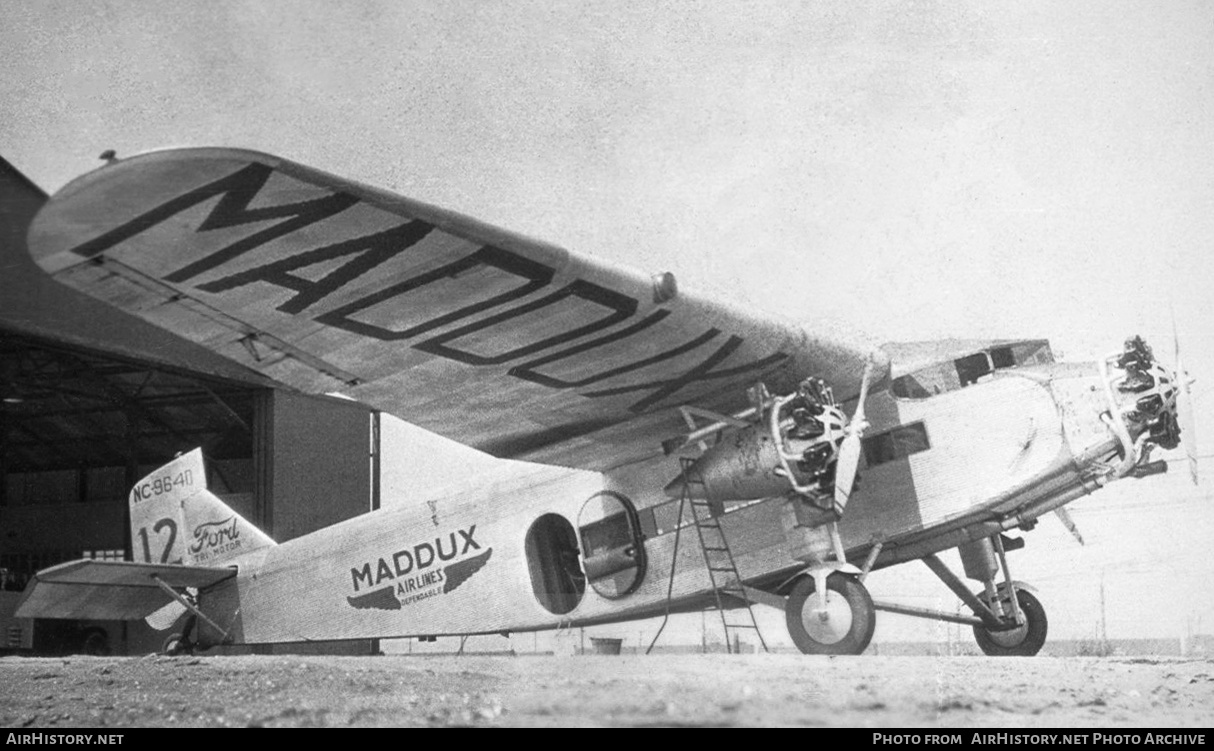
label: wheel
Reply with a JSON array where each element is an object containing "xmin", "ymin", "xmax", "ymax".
[
  {"xmin": 161, "ymin": 633, "xmax": 192, "ymax": 656},
  {"xmin": 785, "ymin": 572, "xmax": 876, "ymax": 655},
  {"xmin": 972, "ymin": 586, "xmax": 1047, "ymax": 656},
  {"xmin": 160, "ymin": 613, "xmax": 199, "ymax": 656},
  {"xmin": 80, "ymin": 628, "xmax": 111, "ymax": 657}
]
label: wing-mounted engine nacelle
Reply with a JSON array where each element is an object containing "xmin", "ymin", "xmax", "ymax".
[{"xmin": 663, "ymin": 378, "xmax": 849, "ymax": 511}]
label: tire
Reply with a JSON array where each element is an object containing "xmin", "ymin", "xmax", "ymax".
[
  {"xmin": 786, "ymin": 573, "xmax": 876, "ymax": 655},
  {"xmin": 161, "ymin": 633, "xmax": 191, "ymax": 656},
  {"xmin": 972, "ymin": 587, "xmax": 1048, "ymax": 656},
  {"xmin": 80, "ymin": 628, "xmax": 111, "ymax": 657}
]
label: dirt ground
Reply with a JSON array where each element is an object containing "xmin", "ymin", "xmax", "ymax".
[{"xmin": 2, "ymin": 653, "xmax": 1212, "ymax": 728}]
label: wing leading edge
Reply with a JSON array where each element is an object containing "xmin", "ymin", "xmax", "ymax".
[{"xmin": 29, "ymin": 148, "xmax": 884, "ymax": 470}]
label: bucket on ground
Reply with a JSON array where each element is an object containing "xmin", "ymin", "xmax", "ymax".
[{"xmin": 589, "ymin": 637, "xmax": 623, "ymax": 655}]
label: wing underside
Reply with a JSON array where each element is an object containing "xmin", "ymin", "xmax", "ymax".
[
  {"xmin": 15, "ymin": 559, "xmax": 236, "ymax": 621},
  {"xmin": 29, "ymin": 148, "xmax": 882, "ymax": 471}
]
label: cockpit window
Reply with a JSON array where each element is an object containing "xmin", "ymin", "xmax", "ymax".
[
  {"xmin": 1010, "ymin": 341, "xmax": 1054, "ymax": 367},
  {"xmin": 955, "ymin": 352, "xmax": 992, "ymax": 387},
  {"xmin": 891, "ymin": 340, "xmax": 1054, "ymax": 400},
  {"xmin": 991, "ymin": 346, "xmax": 1015, "ymax": 369},
  {"xmin": 891, "ymin": 362, "xmax": 960, "ymax": 398}
]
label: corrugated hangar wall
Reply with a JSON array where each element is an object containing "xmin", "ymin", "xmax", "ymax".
[{"xmin": 0, "ymin": 156, "xmax": 381, "ymax": 656}]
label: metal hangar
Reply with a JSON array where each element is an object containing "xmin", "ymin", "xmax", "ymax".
[{"xmin": 0, "ymin": 157, "xmax": 381, "ymax": 655}]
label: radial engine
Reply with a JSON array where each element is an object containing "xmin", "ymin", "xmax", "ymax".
[{"xmin": 664, "ymin": 377, "xmax": 855, "ymax": 514}]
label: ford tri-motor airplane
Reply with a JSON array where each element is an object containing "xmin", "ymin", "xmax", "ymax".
[{"xmin": 16, "ymin": 148, "xmax": 1198, "ymax": 656}]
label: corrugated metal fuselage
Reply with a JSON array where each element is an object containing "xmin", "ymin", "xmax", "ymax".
[{"xmin": 199, "ymin": 362, "xmax": 1119, "ymax": 645}]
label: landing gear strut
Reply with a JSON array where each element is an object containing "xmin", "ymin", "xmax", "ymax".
[
  {"xmin": 960, "ymin": 534, "xmax": 1046, "ymax": 656},
  {"xmin": 867, "ymin": 534, "xmax": 1049, "ymax": 656}
]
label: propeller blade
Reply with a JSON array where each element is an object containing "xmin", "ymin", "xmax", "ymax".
[
  {"xmin": 1054, "ymin": 507, "xmax": 1085, "ymax": 545},
  {"xmin": 1172, "ymin": 315, "xmax": 1199, "ymax": 485},
  {"xmin": 834, "ymin": 359, "xmax": 875, "ymax": 509},
  {"xmin": 1176, "ymin": 352, "xmax": 1199, "ymax": 485},
  {"xmin": 834, "ymin": 432, "xmax": 863, "ymax": 508}
]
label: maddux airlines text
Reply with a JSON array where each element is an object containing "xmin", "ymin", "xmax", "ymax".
[{"xmin": 873, "ymin": 734, "xmax": 1205, "ymax": 746}]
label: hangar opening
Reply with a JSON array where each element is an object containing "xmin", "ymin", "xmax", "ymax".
[
  {"xmin": 0, "ymin": 156, "xmax": 382, "ymax": 656},
  {"xmin": 0, "ymin": 333, "xmax": 262, "ymax": 653}
]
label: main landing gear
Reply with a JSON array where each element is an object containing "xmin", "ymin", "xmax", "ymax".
[
  {"xmin": 764, "ymin": 366, "xmax": 880, "ymax": 656},
  {"xmin": 958, "ymin": 534, "xmax": 1047, "ymax": 656},
  {"xmin": 785, "ymin": 571, "xmax": 876, "ymax": 655},
  {"xmin": 774, "ymin": 533, "xmax": 1048, "ymax": 656},
  {"xmin": 868, "ymin": 534, "xmax": 1047, "ymax": 657},
  {"xmin": 971, "ymin": 584, "xmax": 1047, "ymax": 657}
]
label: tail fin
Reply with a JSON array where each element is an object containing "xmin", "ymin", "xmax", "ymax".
[{"xmin": 130, "ymin": 448, "xmax": 275, "ymax": 566}]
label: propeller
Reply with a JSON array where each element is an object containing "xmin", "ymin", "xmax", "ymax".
[
  {"xmin": 834, "ymin": 359, "xmax": 875, "ymax": 510},
  {"xmin": 1173, "ymin": 319, "xmax": 1199, "ymax": 485},
  {"xmin": 1053, "ymin": 507, "xmax": 1085, "ymax": 545}
]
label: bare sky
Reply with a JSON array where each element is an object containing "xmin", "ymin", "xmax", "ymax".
[
  {"xmin": 3, "ymin": 1, "xmax": 1212, "ymax": 646},
  {"xmin": 5, "ymin": 2, "xmax": 1213, "ymax": 346}
]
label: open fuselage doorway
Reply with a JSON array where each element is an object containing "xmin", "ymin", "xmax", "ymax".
[{"xmin": 524, "ymin": 514, "xmax": 586, "ymax": 615}]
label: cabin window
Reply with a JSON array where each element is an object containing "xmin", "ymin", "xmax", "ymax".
[
  {"xmin": 577, "ymin": 492, "xmax": 646, "ymax": 599},
  {"xmin": 524, "ymin": 514, "xmax": 585, "ymax": 615},
  {"xmin": 862, "ymin": 422, "xmax": 931, "ymax": 466}
]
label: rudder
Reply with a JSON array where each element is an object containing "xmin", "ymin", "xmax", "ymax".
[{"xmin": 130, "ymin": 448, "xmax": 275, "ymax": 567}]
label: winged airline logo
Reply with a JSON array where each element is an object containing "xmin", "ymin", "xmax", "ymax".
[
  {"xmin": 345, "ymin": 525, "xmax": 492, "ymax": 611},
  {"xmin": 441, "ymin": 548, "xmax": 492, "ymax": 594},
  {"xmin": 346, "ymin": 586, "xmax": 402, "ymax": 611}
]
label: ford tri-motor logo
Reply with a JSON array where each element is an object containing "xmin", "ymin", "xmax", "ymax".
[{"xmin": 189, "ymin": 516, "xmax": 241, "ymax": 561}]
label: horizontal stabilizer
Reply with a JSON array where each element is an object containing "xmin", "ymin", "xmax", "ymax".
[{"xmin": 15, "ymin": 559, "xmax": 236, "ymax": 621}]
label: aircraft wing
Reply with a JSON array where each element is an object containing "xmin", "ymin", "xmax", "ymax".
[
  {"xmin": 28, "ymin": 148, "xmax": 884, "ymax": 470},
  {"xmin": 15, "ymin": 559, "xmax": 236, "ymax": 621}
]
